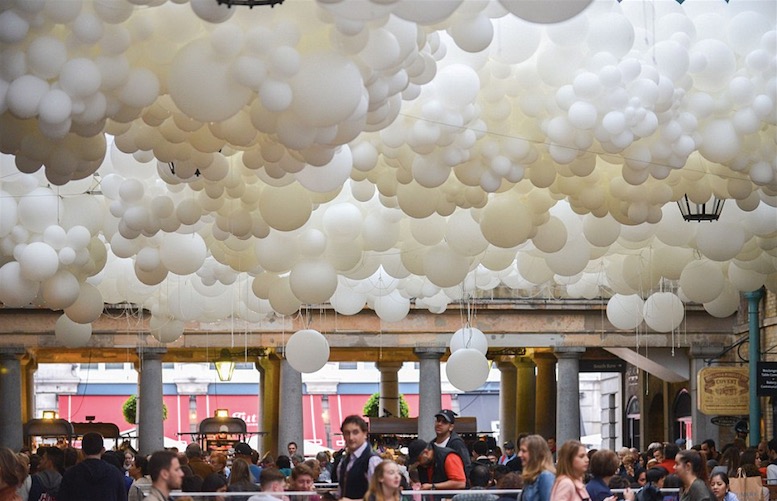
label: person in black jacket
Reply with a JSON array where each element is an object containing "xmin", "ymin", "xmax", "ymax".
[
  {"xmin": 28, "ymin": 446, "xmax": 64, "ymax": 501},
  {"xmin": 433, "ymin": 410, "xmax": 473, "ymax": 478},
  {"xmin": 337, "ymin": 415, "xmax": 382, "ymax": 501},
  {"xmin": 57, "ymin": 432, "xmax": 127, "ymax": 501},
  {"xmin": 407, "ymin": 439, "xmax": 466, "ymax": 491}
]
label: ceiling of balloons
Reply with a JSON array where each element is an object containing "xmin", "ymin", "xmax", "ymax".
[{"xmin": 1, "ymin": 0, "xmax": 776, "ymax": 349}]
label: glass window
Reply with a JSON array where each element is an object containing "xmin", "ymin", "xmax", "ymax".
[
  {"xmin": 235, "ymin": 363, "xmax": 254, "ymax": 370},
  {"xmin": 80, "ymin": 363, "xmax": 98, "ymax": 371},
  {"xmin": 339, "ymin": 362, "xmax": 357, "ymax": 370},
  {"xmin": 105, "ymin": 363, "xmax": 125, "ymax": 370}
]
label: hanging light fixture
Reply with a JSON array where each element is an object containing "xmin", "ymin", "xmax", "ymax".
[
  {"xmin": 215, "ymin": 0, "xmax": 284, "ymax": 7},
  {"xmin": 677, "ymin": 195, "xmax": 725, "ymax": 222},
  {"xmin": 215, "ymin": 349, "xmax": 235, "ymax": 382}
]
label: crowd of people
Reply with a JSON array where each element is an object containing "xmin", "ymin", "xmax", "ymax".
[{"xmin": 0, "ymin": 410, "xmax": 774, "ymax": 501}]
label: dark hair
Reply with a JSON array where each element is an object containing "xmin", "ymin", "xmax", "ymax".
[
  {"xmin": 182, "ymin": 474, "xmax": 203, "ymax": 492},
  {"xmin": 63, "ymin": 447, "xmax": 79, "ymax": 470},
  {"xmin": 702, "ymin": 439, "xmax": 716, "ymax": 451},
  {"xmin": 663, "ymin": 474, "xmax": 682, "ymax": 489},
  {"xmin": 663, "ymin": 443, "xmax": 680, "ymax": 460},
  {"xmin": 288, "ymin": 441, "xmax": 298, "ymax": 448},
  {"xmin": 740, "ymin": 448, "xmax": 758, "ymax": 467},
  {"xmin": 0, "ymin": 448, "xmax": 24, "ymax": 489},
  {"xmin": 720, "ymin": 446, "xmax": 740, "ymax": 477},
  {"xmin": 676, "ymin": 450, "xmax": 707, "ymax": 483},
  {"xmin": 81, "ymin": 432, "xmax": 104, "ymax": 456},
  {"xmin": 260, "ymin": 466, "xmax": 286, "ymax": 488},
  {"xmin": 134, "ymin": 455, "xmax": 149, "ymax": 476},
  {"xmin": 276, "ymin": 455, "xmax": 291, "ymax": 469},
  {"xmin": 102, "ymin": 450, "xmax": 124, "ymax": 472},
  {"xmin": 589, "ymin": 449, "xmax": 619, "ymax": 478},
  {"xmin": 341, "ymin": 415, "xmax": 369, "ymax": 433},
  {"xmin": 469, "ymin": 464, "xmax": 492, "ymax": 488},
  {"xmin": 42, "ymin": 446, "xmax": 65, "ymax": 475},
  {"xmin": 710, "ymin": 471, "xmax": 730, "ymax": 487},
  {"xmin": 202, "ymin": 472, "xmax": 228, "ymax": 492},
  {"xmin": 645, "ymin": 467, "xmax": 668, "ymax": 484},
  {"xmin": 497, "ymin": 471, "xmax": 522, "ymax": 490},
  {"xmin": 608, "ymin": 475, "xmax": 630, "ymax": 489},
  {"xmin": 474, "ymin": 441, "xmax": 489, "ymax": 456},
  {"xmin": 149, "ymin": 450, "xmax": 178, "ymax": 482}
]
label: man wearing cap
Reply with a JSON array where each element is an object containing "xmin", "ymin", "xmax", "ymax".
[
  {"xmin": 407, "ymin": 439, "xmax": 467, "ymax": 491},
  {"xmin": 337, "ymin": 414, "xmax": 382, "ymax": 501},
  {"xmin": 234, "ymin": 442, "xmax": 262, "ymax": 483},
  {"xmin": 675, "ymin": 438, "xmax": 687, "ymax": 451},
  {"xmin": 433, "ymin": 409, "xmax": 472, "ymax": 477}
]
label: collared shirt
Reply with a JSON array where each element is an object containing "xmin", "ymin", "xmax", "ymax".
[{"xmin": 338, "ymin": 442, "xmax": 382, "ymax": 499}]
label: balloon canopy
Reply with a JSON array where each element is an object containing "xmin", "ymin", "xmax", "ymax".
[{"xmin": 0, "ymin": 0, "xmax": 775, "ymax": 353}]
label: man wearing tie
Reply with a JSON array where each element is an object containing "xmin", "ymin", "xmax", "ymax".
[{"xmin": 337, "ymin": 415, "xmax": 382, "ymax": 501}]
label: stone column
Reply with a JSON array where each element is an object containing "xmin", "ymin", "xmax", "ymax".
[
  {"xmin": 690, "ymin": 346, "xmax": 720, "ymax": 447},
  {"xmin": 137, "ymin": 348, "xmax": 166, "ymax": 455},
  {"xmin": 515, "ymin": 357, "xmax": 537, "ymax": 435},
  {"xmin": 376, "ymin": 362, "xmax": 403, "ymax": 418},
  {"xmin": 497, "ymin": 360, "xmax": 517, "ymax": 445},
  {"xmin": 22, "ymin": 357, "xmax": 37, "ymax": 424},
  {"xmin": 279, "ymin": 351, "xmax": 303, "ymax": 456},
  {"xmin": 415, "ymin": 348, "xmax": 444, "ymax": 441},
  {"xmin": 257, "ymin": 354, "xmax": 280, "ymax": 456},
  {"xmin": 555, "ymin": 347, "xmax": 585, "ymax": 446},
  {"xmin": 534, "ymin": 353, "xmax": 557, "ymax": 440},
  {"xmin": 0, "ymin": 348, "xmax": 25, "ymax": 451}
]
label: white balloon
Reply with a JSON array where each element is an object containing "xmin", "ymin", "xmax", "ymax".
[
  {"xmin": 159, "ymin": 232, "xmax": 207, "ymax": 276},
  {"xmin": 285, "ymin": 329, "xmax": 330, "ymax": 373},
  {"xmin": 450, "ymin": 326, "xmax": 488, "ymax": 355},
  {"xmin": 64, "ymin": 283, "xmax": 104, "ymax": 324},
  {"xmin": 19, "ymin": 242, "xmax": 60, "ymax": 281},
  {"xmin": 679, "ymin": 261, "xmax": 724, "ymax": 303},
  {"xmin": 373, "ymin": 290, "xmax": 410, "ymax": 323},
  {"xmin": 55, "ymin": 314, "xmax": 92, "ymax": 348},
  {"xmin": 149, "ymin": 315, "xmax": 185, "ymax": 343},
  {"xmin": 606, "ymin": 294, "xmax": 644, "ymax": 330},
  {"xmin": 446, "ymin": 348, "xmax": 489, "ymax": 392},
  {"xmin": 643, "ymin": 292, "xmax": 684, "ymax": 333}
]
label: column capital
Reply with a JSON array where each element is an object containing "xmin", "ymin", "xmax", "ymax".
[
  {"xmin": 497, "ymin": 360, "xmax": 517, "ymax": 372},
  {"xmin": 414, "ymin": 347, "xmax": 445, "ymax": 360},
  {"xmin": 514, "ymin": 357, "xmax": 536, "ymax": 368},
  {"xmin": 689, "ymin": 344, "xmax": 725, "ymax": 358},
  {"xmin": 533, "ymin": 351, "xmax": 558, "ymax": 363},
  {"xmin": 137, "ymin": 347, "xmax": 167, "ymax": 360},
  {"xmin": 375, "ymin": 361, "xmax": 404, "ymax": 371},
  {"xmin": 0, "ymin": 347, "xmax": 26, "ymax": 360},
  {"xmin": 554, "ymin": 346, "xmax": 586, "ymax": 359}
]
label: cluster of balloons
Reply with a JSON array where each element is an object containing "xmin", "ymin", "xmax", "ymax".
[{"xmin": 0, "ymin": 0, "xmax": 776, "ymax": 365}]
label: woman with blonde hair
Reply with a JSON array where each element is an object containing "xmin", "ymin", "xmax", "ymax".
[
  {"xmin": 518, "ymin": 435, "xmax": 555, "ymax": 501},
  {"xmin": 0, "ymin": 447, "xmax": 24, "ymax": 501},
  {"xmin": 364, "ymin": 460, "xmax": 403, "ymax": 501},
  {"xmin": 550, "ymin": 440, "xmax": 590, "ymax": 501}
]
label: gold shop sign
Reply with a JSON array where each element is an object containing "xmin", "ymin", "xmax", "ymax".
[{"xmin": 698, "ymin": 367, "xmax": 749, "ymax": 415}]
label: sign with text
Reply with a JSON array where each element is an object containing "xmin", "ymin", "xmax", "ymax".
[
  {"xmin": 698, "ymin": 367, "xmax": 749, "ymax": 415},
  {"xmin": 579, "ymin": 359, "xmax": 626, "ymax": 372},
  {"xmin": 757, "ymin": 362, "xmax": 777, "ymax": 397}
]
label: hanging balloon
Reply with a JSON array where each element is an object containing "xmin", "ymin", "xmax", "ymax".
[
  {"xmin": 643, "ymin": 292, "xmax": 684, "ymax": 332},
  {"xmin": 606, "ymin": 294, "xmax": 644, "ymax": 330},
  {"xmin": 446, "ymin": 348, "xmax": 490, "ymax": 392},
  {"xmin": 285, "ymin": 329, "xmax": 330, "ymax": 373},
  {"xmin": 450, "ymin": 326, "xmax": 488, "ymax": 355},
  {"xmin": 149, "ymin": 315, "xmax": 185, "ymax": 343},
  {"xmin": 55, "ymin": 314, "xmax": 92, "ymax": 348}
]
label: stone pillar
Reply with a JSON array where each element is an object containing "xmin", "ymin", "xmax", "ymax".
[
  {"xmin": 376, "ymin": 362, "xmax": 403, "ymax": 418},
  {"xmin": 279, "ymin": 351, "xmax": 303, "ymax": 456},
  {"xmin": 690, "ymin": 346, "xmax": 720, "ymax": 447},
  {"xmin": 515, "ymin": 357, "xmax": 537, "ymax": 435},
  {"xmin": 257, "ymin": 354, "xmax": 280, "ymax": 456},
  {"xmin": 137, "ymin": 348, "xmax": 166, "ymax": 455},
  {"xmin": 415, "ymin": 348, "xmax": 444, "ymax": 441},
  {"xmin": 22, "ymin": 357, "xmax": 37, "ymax": 424},
  {"xmin": 497, "ymin": 360, "xmax": 517, "ymax": 445},
  {"xmin": 534, "ymin": 353, "xmax": 557, "ymax": 440},
  {"xmin": 0, "ymin": 348, "xmax": 25, "ymax": 451},
  {"xmin": 555, "ymin": 347, "xmax": 585, "ymax": 446}
]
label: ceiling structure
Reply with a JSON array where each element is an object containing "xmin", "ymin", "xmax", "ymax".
[{"xmin": 0, "ymin": 0, "xmax": 775, "ymax": 361}]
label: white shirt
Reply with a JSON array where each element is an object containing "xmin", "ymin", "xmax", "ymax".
[{"xmin": 435, "ymin": 436, "xmax": 451, "ymax": 448}]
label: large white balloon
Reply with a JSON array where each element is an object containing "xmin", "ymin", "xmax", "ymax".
[
  {"xmin": 606, "ymin": 294, "xmax": 644, "ymax": 330},
  {"xmin": 55, "ymin": 314, "xmax": 92, "ymax": 348},
  {"xmin": 446, "ymin": 348, "xmax": 489, "ymax": 392},
  {"xmin": 449, "ymin": 326, "xmax": 488, "ymax": 355},
  {"xmin": 285, "ymin": 329, "xmax": 330, "ymax": 373},
  {"xmin": 643, "ymin": 292, "xmax": 684, "ymax": 333}
]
